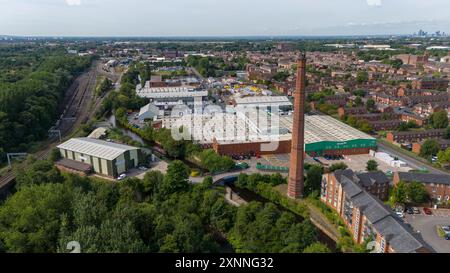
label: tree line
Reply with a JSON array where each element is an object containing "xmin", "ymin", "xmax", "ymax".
[
  {"xmin": 0, "ymin": 48, "xmax": 92, "ymax": 162},
  {"xmin": 0, "ymin": 157, "xmax": 327, "ymax": 253}
]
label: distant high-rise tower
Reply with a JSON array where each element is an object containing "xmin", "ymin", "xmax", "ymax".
[{"xmin": 287, "ymin": 53, "xmax": 307, "ymax": 199}]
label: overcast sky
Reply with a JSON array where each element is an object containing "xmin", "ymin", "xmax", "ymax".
[{"xmin": 1, "ymin": 0, "xmax": 449, "ymax": 36}]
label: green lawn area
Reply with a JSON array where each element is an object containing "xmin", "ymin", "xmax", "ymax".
[{"xmin": 436, "ymin": 226, "xmax": 446, "ymax": 238}]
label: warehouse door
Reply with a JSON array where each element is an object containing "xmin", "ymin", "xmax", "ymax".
[{"xmin": 116, "ymin": 159, "xmax": 126, "ymax": 174}]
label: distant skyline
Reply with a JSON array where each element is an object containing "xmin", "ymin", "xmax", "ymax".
[{"xmin": 1, "ymin": 0, "xmax": 450, "ymax": 36}]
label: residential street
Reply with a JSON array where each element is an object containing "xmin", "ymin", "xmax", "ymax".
[{"xmin": 377, "ymin": 141, "xmax": 449, "ymax": 175}]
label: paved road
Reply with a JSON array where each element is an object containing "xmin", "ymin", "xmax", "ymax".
[
  {"xmin": 189, "ymin": 160, "xmax": 287, "ymax": 184},
  {"xmin": 377, "ymin": 141, "xmax": 448, "ymax": 175},
  {"xmin": 405, "ymin": 213, "xmax": 450, "ymax": 253},
  {"xmin": 189, "ymin": 66, "xmax": 205, "ymax": 81}
]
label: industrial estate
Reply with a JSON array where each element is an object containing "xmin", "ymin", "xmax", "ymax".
[{"xmin": 0, "ymin": 2, "xmax": 450, "ymax": 259}]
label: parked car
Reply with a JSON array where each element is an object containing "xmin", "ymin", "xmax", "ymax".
[
  {"xmin": 445, "ymin": 234, "xmax": 450, "ymax": 241},
  {"xmin": 406, "ymin": 207, "xmax": 414, "ymax": 215},
  {"xmin": 442, "ymin": 226, "xmax": 450, "ymax": 234},
  {"xmin": 423, "ymin": 207, "xmax": 433, "ymax": 215},
  {"xmin": 413, "ymin": 207, "xmax": 420, "ymax": 214},
  {"xmin": 138, "ymin": 166, "xmax": 148, "ymax": 171},
  {"xmin": 117, "ymin": 173, "xmax": 127, "ymax": 180},
  {"xmin": 396, "ymin": 211, "xmax": 405, "ymax": 218}
]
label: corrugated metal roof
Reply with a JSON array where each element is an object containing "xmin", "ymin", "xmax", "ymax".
[
  {"xmin": 57, "ymin": 138, "xmax": 139, "ymax": 161},
  {"xmin": 279, "ymin": 115, "xmax": 376, "ymax": 144},
  {"xmin": 136, "ymin": 86, "xmax": 207, "ymax": 98},
  {"xmin": 235, "ymin": 96, "xmax": 292, "ymax": 106}
]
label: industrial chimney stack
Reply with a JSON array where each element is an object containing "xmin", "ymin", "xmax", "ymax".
[{"xmin": 287, "ymin": 53, "xmax": 307, "ymax": 199}]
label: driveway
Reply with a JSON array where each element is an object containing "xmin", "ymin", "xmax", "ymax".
[{"xmin": 405, "ymin": 211, "xmax": 450, "ymax": 253}]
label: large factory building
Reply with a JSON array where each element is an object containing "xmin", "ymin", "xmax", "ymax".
[{"xmin": 212, "ymin": 114, "xmax": 377, "ymax": 157}]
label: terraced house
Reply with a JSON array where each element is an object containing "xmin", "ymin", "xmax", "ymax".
[{"xmin": 321, "ymin": 169, "xmax": 431, "ymax": 253}]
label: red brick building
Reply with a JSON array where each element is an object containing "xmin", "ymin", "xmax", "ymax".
[
  {"xmin": 401, "ymin": 112, "xmax": 428, "ymax": 126},
  {"xmin": 412, "ymin": 139, "xmax": 450, "ymax": 155},
  {"xmin": 393, "ymin": 172, "xmax": 450, "ymax": 204},
  {"xmin": 369, "ymin": 120, "xmax": 404, "ymax": 131},
  {"xmin": 386, "ymin": 129, "xmax": 447, "ymax": 144},
  {"xmin": 412, "ymin": 78, "xmax": 449, "ymax": 90},
  {"xmin": 321, "ymin": 169, "xmax": 430, "ymax": 253},
  {"xmin": 394, "ymin": 53, "xmax": 429, "ymax": 67},
  {"xmin": 338, "ymin": 106, "xmax": 367, "ymax": 118}
]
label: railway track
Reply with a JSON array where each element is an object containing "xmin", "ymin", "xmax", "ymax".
[{"xmin": 0, "ymin": 62, "xmax": 102, "ymax": 192}]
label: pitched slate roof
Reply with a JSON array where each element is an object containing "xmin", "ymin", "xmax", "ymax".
[
  {"xmin": 357, "ymin": 171, "xmax": 390, "ymax": 187},
  {"xmin": 336, "ymin": 169, "xmax": 390, "ymax": 188},
  {"xmin": 397, "ymin": 172, "xmax": 450, "ymax": 186},
  {"xmin": 373, "ymin": 216, "xmax": 424, "ymax": 253},
  {"xmin": 333, "ymin": 169, "xmax": 430, "ymax": 253}
]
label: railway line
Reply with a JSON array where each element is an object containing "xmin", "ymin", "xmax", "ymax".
[{"xmin": 0, "ymin": 61, "xmax": 106, "ymax": 193}]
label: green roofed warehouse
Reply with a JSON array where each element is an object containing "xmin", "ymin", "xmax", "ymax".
[{"xmin": 57, "ymin": 138, "xmax": 144, "ymax": 178}]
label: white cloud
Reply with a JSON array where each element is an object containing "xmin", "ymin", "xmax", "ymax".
[
  {"xmin": 366, "ymin": 0, "xmax": 382, "ymax": 6},
  {"xmin": 65, "ymin": 0, "xmax": 82, "ymax": 6}
]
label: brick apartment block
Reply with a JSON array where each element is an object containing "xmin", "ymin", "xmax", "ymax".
[{"xmin": 321, "ymin": 169, "xmax": 431, "ymax": 253}]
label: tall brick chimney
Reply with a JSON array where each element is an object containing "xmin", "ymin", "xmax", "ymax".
[{"xmin": 287, "ymin": 53, "xmax": 306, "ymax": 199}]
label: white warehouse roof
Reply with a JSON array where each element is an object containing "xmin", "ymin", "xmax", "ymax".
[
  {"xmin": 235, "ymin": 96, "xmax": 292, "ymax": 107},
  {"xmin": 136, "ymin": 86, "xmax": 208, "ymax": 99},
  {"xmin": 57, "ymin": 138, "xmax": 139, "ymax": 161},
  {"xmin": 279, "ymin": 115, "xmax": 375, "ymax": 144}
]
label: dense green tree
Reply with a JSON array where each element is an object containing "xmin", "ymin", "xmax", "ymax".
[
  {"xmin": 392, "ymin": 181, "xmax": 429, "ymax": 204},
  {"xmin": 392, "ymin": 181, "xmax": 408, "ymax": 204},
  {"xmin": 198, "ymin": 149, "xmax": 235, "ymax": 173},
  {"xmin": 437, "ymin": 148, "xmax": 450, "ymax": 165},
  {"xmin": 142, "ymin": 170, "xmax": 164, "ymax": 199},
  {"xmin": 0, "ymin": 53, "xmax": 91, "ymax": 160},
  {"xmin": 406, "ymin": 182, "xmax": 429, "ymax": 203},
  {"xmin": 430, "ymin": 110, "xmax": 448, "ymax": 129},
  {"xmin": 352, "ymin": 89, "xmax": 366, "ymax": 97},
  {"xmin": 230, "ymin": 202, "xmax": 318, "ymax": 253},
  {"xmin": 304, "ymin": 165, "xmax": 324, "ymax": 196},
  {"xmin": 161, "ymin": 160, "xmax": 190, "ymax": 196},
  {"xmin": 420, "ymin": 139, "xmax": 440, "ymax": 158},
  {"xmin": 14, "ymin": 159, "xmax": 64, "ymax": 189},
  {"xmin": 210, "ymin": 198, "xmax": 236, "ymax": 233},
  {"xmin": 356, "ymin": 71, "xmax": 369, "ymax": 84},
  {"xmin": 328, "ymin": 162, "xmax": 348, "ymax": 172},
  {"xmin": 366, "ymin": 160, "xmax": 379, "ymax": 172},
  {"xmin": 366, "ymin": 98, "xmax": 376, "ymax": 112},
  {"xmin": 0, "ymin": 184, "xmax": 71, "ymax": 252},
  {"xmin": 354, "ymin": 96, "xmax": 363, "ymax": 106},
  {"xmin": 49, "ymin": 147, "xmax": 62, "ymax": 162},
  {"xmin": 302, "ymin": 242, "xmax": 331, "ymax": 253}
]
